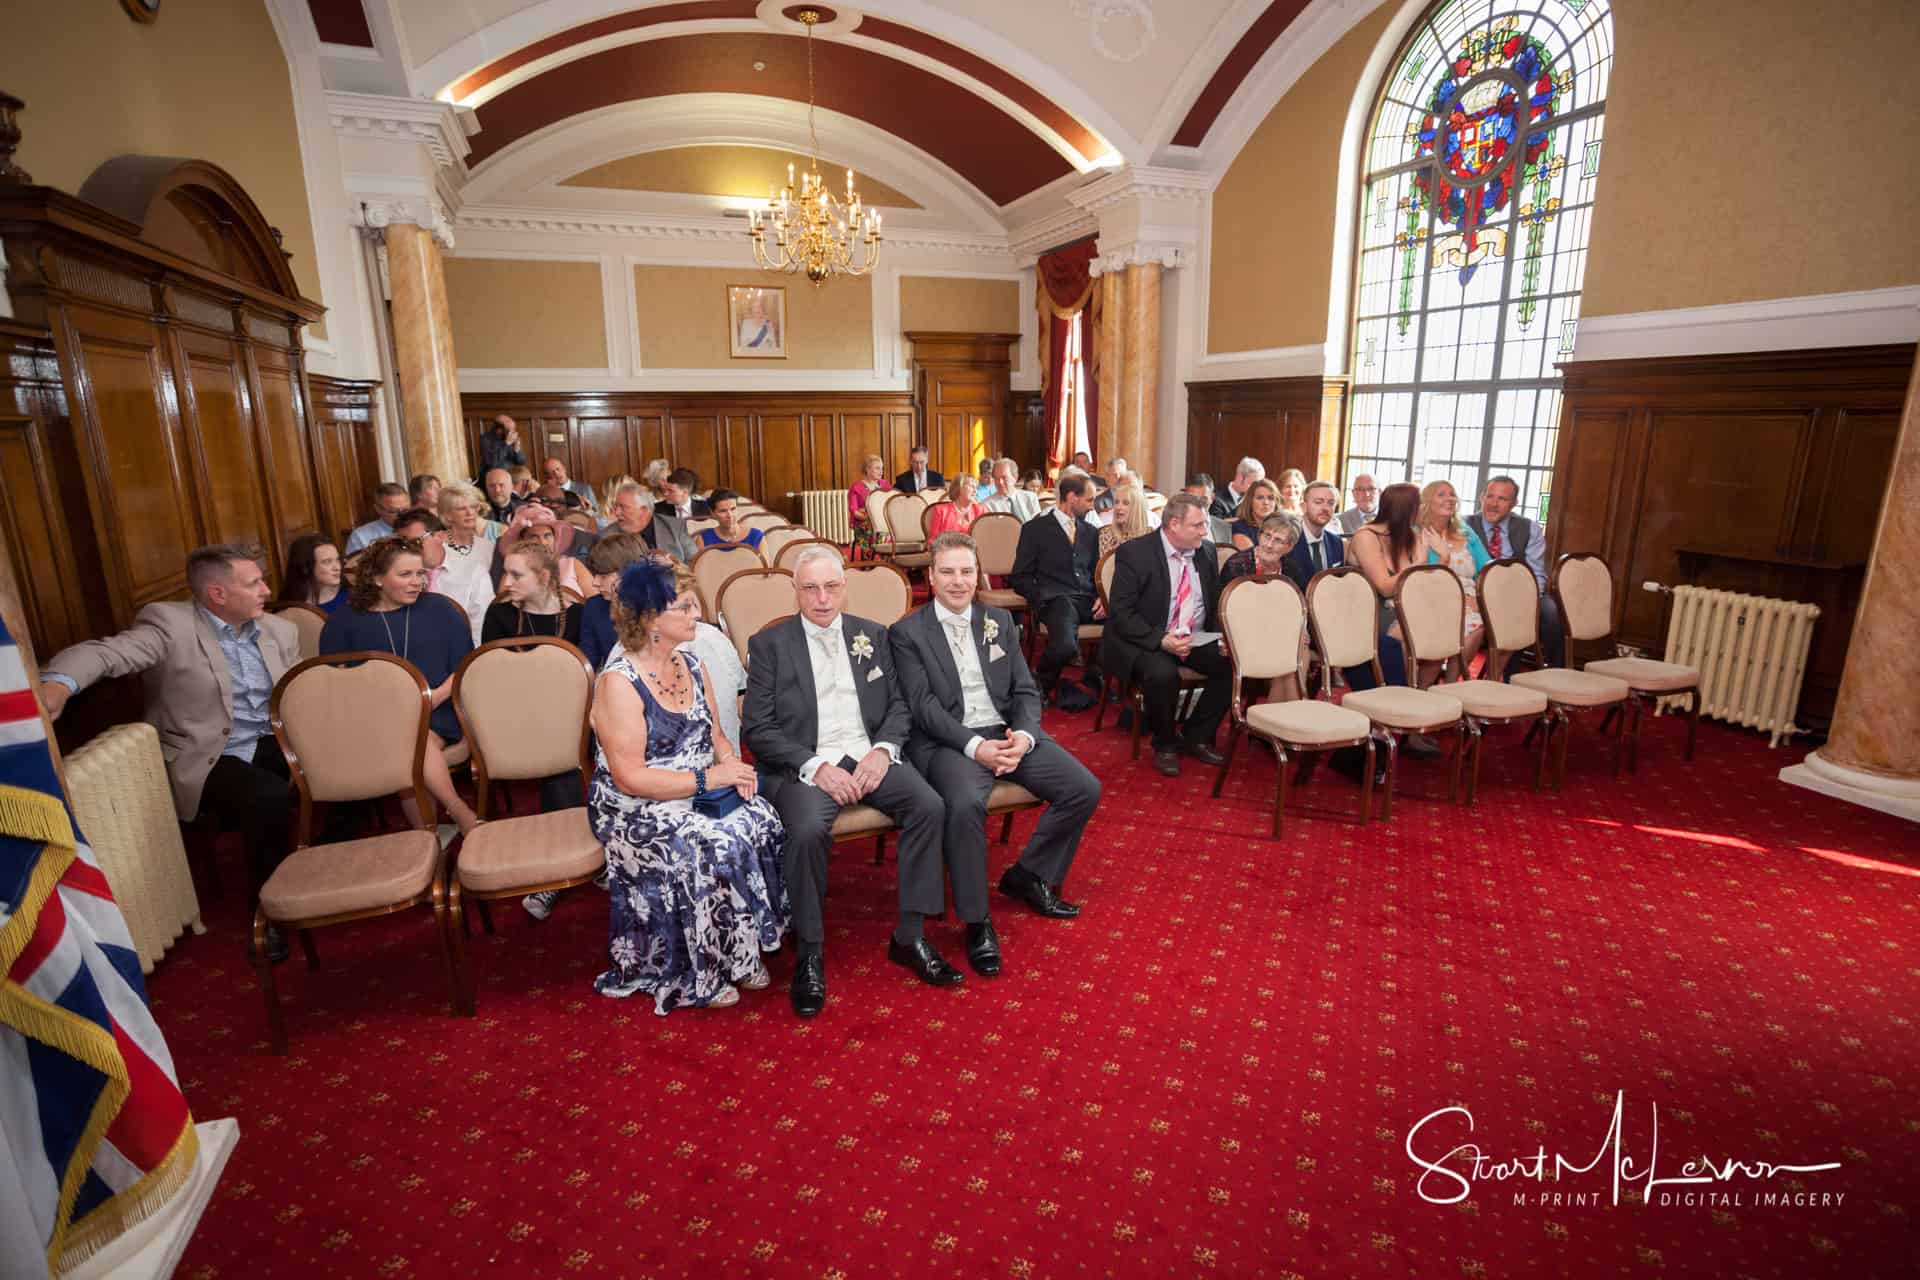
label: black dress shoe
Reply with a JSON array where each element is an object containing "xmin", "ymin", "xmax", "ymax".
[
  {"xmin": 790, "ymin": 951, "xmax": 827, "ymax": 1018},
  {"xmin": 997, "ymin": 868, "xmax": 1081, "ymax": 919},
  {"xmin": 1055, "ymin": 685, "xmax": 1096, "ymax": 712},
  {"xmin": 265, "ymin": 924, "xmax": 289, "ymax": 965},
  {"xmin": 965, "ymin": 921, "xmax": 1002, "ymax": 976},
  {"xmin": 1152, "ymin": 749, "xmax": 1181, "ymax": 777},
  {"xmin": 1183, "ymin": 741, "xmax": 1227, "ymax": 766},
  {"xmin": 888, "ymin": 938, "xmax": 965, "ymax": 987}
]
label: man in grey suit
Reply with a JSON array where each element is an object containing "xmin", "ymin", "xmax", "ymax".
[
  {"xmin": 891, "ymin": 531, "xmax": 1102, "ymax": 924},
  {"xmin": 1336, "ymin": 473, "xmax": 1379, "ymax": 535},
  {"xmin": 1467, "ymin": 474, "xmax": 1563, "ymax": 666},
  {"xmin": 741, "ymin": 545, "xmax": 954, "ymax": 1018},
  {"xmin": 607, "ymin": 481, "xmax": 696, "ymax": 564},
  {"xmin": 38, "ymin": 545, "xmax": 302, "ymax": 958}
]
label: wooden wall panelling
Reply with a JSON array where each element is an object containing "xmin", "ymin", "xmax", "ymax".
[
  {"xmin": 574, "ymin": 415, "xmax": 629, "ymax": 495},
  {"xmin": 0, "ymin": 321, "xmax": 90, "ymax": 657},
  {"xmin": 724, "ymin": 412, "xmax": 756, "ymax": 506},
  {"xmin": 905, "ymin": 331, "xmax": 1017, "ymax": 483},
  {"xmin": 246, "ymin": 335, "xmax": 324, "ymax": 580},
  {"xmin": 1549, "ymin": 344, "xmax": 1916, "ymax": 727},
  {"xmin": 170, "ymin": 317, "xmax": 270, "ymax": 559},
  {"xmin": 309, "ymin": 374, "xmax": 380, "ymax": 542},
  {"xmin": 1183, "ymin": 376, "xmax": 1347, "ymax": 493},
  {"xmin": 1008, "ymin": 389, "xmax": 1045, "ymax": 473}
]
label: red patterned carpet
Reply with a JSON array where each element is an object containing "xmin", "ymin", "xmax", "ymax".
[{"xmin": 155, "ymin": 709, "xmax": 1920, "ymax": 1278}]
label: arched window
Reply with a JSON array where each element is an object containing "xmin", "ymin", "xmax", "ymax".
[{"xmin": 1344, "ymin": 0, "xmax": 1612, "ymax": 520}]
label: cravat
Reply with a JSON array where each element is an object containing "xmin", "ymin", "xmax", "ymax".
[
  {"xmin": 1170, "ymin": 553, "xmax": 1194, "ymax": 632},
  {"xmin": 945, "ymin": 616, "xmax": 972, "ymax": 664},
  {"xmin": 813, "ymin": 627, "xmax": 841, "ymax": 693},
  {"xmin": 1489, "ymin": 524, "xmax": 1505, "ymax": 558}
]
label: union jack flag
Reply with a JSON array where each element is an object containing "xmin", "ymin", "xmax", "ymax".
[{"xmin": 0, "ymin": 616, "xmax": 196, "ymax": 1275}]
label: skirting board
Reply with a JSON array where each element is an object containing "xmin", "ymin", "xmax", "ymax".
[{"xmin": 66, "ymin": 1118, "xmax": 240, "ymax": 1280}]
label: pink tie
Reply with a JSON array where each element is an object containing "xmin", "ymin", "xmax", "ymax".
[
  {"xmin": 1489, "ymin": 524, "xmax": 1505, "ymax": 558},
  {"xmin": 1170, "ymin": 553, "xmax": 1194, "ymax": 633}
]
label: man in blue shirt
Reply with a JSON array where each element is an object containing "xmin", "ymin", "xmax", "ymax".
[{"xmin": 344, "ymin": 482, "xmax": 412, "ymax": 553}]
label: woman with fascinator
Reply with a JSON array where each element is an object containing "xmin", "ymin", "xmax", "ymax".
[{"xmin": 588, "ymin": 558, "xmax": 788, "ymax": 1012}]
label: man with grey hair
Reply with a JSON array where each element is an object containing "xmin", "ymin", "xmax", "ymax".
[
  {"xmin": 742, "ymin": 544, "xmax": 952, "ymax": 1017},
  {"xmin": 38, "ymin": 545, "xmax": 303, "ymax": 959},
  {"xmin": 607, "ymin": 480, "xmax": 696, "ymax": 564},
  {"xmin": 345, "ymin": 481, "xmax": 412, "ymax": 553},
  {"xmin": 1213, "ymin": 456, "xmax": 1265, "ymax": 520},
  {"xmin": 1337, "ymin": 472, "xmax": 1379, "ymax": 535},
  {"xmin": 984, "ymin": 456, "xmax": 1040, "ymax": 521}
]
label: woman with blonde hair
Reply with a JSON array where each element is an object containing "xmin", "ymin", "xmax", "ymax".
[
  {"xmin": 924, "ymin": 472, "xmax": 985, "ymax": 538},
  {"xmin": 1414, "ymin": 478, "xmax": 1492, "ymax": 676},
  {"xmin": 589, "ymin": 558, "xmax": 787, "ymax": 1011},
  {"xmin": 1275, "ymin": 468, "xmax": 1308, "ymax": 519},
  {"xmin": 847, "ymin": 453, "xmax": 891, "ymax": 555},
  {"xmin": 1098, "ymin": 477, "xmax": 1150, "ymax": 559},
  {"xmin": 642, "ymin": 458, "xmax": 673, "ymax": 499},
  {"xmin": 482, "ymin": 539, "xmax": 582, "ymax": 644},
  {"xmin": 435, "ymin": 481, "xmax": 500, "ymax": 640}
]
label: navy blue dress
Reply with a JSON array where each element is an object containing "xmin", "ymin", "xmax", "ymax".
[{"xmin": 318, "ymin": 598, "xmax": 474, "ymax": 742}]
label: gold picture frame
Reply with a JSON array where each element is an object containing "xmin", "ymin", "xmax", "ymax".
[{"xmin": 727, "ymin": 285, "xmax": 787, "ymax": 359}]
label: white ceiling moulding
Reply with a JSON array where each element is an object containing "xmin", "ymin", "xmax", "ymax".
[
  {"xmin": 325, "ymin": 89, "xmax": 478, "ymax": 173},
  {"xmin": 455, "ymin": 204, "xmax": 1014, "ymax": 259},
  {"xmin": 458, "ymin": 95, "xmax": 1004, "ymax": 233},
  {"xmin": 1570, "ymin": 288, "xmax": 1920, "ymax": 363}
]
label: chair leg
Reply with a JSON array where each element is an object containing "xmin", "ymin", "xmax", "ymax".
[
  {"xmin": 298, "ymin": 929, "xmax": 321, "ymax": 971},
  {"xmin": 1611, "ymin": 701, "xmax": 1628, "ymax": 778},
  {"xmin": 251, "ymin": 909, "xmax": 288, "ymax": 1056},
  {"xmin": 1272, "ymin": 746, "xmax": 1290, "ymax": 839},
  {"xmin": 872, "ymin": 833, "xmax": 888, "ymax": 866},
  {"xmin": 476, "ymin": 898, "xmax": 496, "ymax": 936},
  {"xmin": 1685, "ymin": 688, "xmax": 1700, "ymax": 760},
  {"xmin": 1379, "ymin": 732, "xmax": 1398, "ymax": 822},
  {"xmin": 1627, "ymin": 695, "xmax": 1645, "ymax": 774},
  {"xmin": 1467, "ymin": 720, "xmax": 1488, "ymax": 806},
  {"xmin": 1357, "ymin": 741, "xmax": 1374, "ymax": 826},
  {"xmin": 438, "ymin": 875, "xmax": 473, "ymax": 1017},
  {"xmin": 1554, "ymin": 710, "xmax": 1572, "ymax": 791},
  {"xmin": 1093, "ymin": 676, "xmax": 1110, "ymax": 732},
  {"xmin": 1212, "ymin": 724, "xmax": 1242, "ymax": 799},
  {"xmin": 998, "ymin": 812, "xmax": 1015, "ymax": 845},
  {"xmin": 1447, "ymin": 723, "xmax": 1467, "ymax": 805},
  {"xmin": 1129, "ymin": 687, "xmax": 1144, "ymax": 760}
]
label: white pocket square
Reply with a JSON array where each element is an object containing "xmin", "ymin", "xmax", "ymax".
[
  {"xmin": 988, "ymin": 643, "xmax": 1006, "ymax": 662},
  {"xmin": 866, "ymin": 666, "xmax": 884, "ymax": 682}
]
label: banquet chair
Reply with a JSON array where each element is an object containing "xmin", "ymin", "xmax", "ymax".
[
  {"xmin": 739, "ymin": 513, "xmax": 790, "ymax": 534},
  {"xmin": 775, "ymin": 537, "xmax": 838, "ymax": 572},
  {"xmin": 842, "ymin": 562, "xmax": 913, "ymax": 627},
  {"xmin": 1090, "ymin": 548, "xmax": 1205, "ymax": 758},
  {"xmin": 758, "ymin": 525, "xmax": 812, "ymax": 567},
  {"xmin": 1555, "ymin": 553, "xmax": 1703, "ymax": 771},
  {"xmin": 1306, "ymin": 567, "xmax": 1464, "ymax": 820},
  {"xmin": 970, "ymin": 511, "xmax": 1031, "ymax": 651},
  {"xmin": 1396, "ymin": 564, "xmax": 1549, "ymax": 805},
  {"xmin": 717, "ymin": 568, "xmax": 798, "ymax": 664},
  {"xmin": 862, "ymin": 488, "xmax": 898, "ymax": 559},
  {"xmin": 271, "ymin": 601, "xmax": 328, "ymax": 660},
  {"xmin": 1485, "ymin": 560, "xmax": 1633, "ymax": 788},
  {"xmin": 1210, "ymin": 575, "xmax": 1374, "ymax": 836},
  {"xmin": 883, "ymin": 493, "xmax": 932, "ymax": 575},
  {"xmin": 446, "ymin": 637, "xmax": 604, "ymax": 1013},
  {"xmin": 252, "ymin": 651, "xmax": 462, "ymax": 1054},
  {"xmin": 691, "ymin": 544, "xmax": 764, "ymax": 619}
]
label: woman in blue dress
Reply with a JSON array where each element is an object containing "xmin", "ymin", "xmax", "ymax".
[
  {"xmin": 693, "ymin": 488, "xmax": 764, "ymax": 551},
  {"xmin": 589, "ymin": 559, "xmax": 787, "ymax": 1013}
]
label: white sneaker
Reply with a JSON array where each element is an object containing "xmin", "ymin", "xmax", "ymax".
[{"xmin": 521, "ymin": 890, "xmax": 560, "ymax": 921}]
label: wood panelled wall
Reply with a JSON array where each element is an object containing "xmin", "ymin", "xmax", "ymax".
[
  {"xmin": 462, "ymin": 392, "xmax": 919, "ymax": 522},
  {"xmin": 1184, "ymin": 376, "xmax": 1350, "ymax": 491},
  {"xmin": 309, "ymin": 375, "xmax": 383, "ymax": 539},
  {"xmin": 0, "ymin": 320, "xmax": 93, "ymax": 656},
  {"xmin": 907, "ymin": 331, "xmax": 1019, "ymax": 486},
  {"xmin": 1549, "ymin": 344, "xmax": 1914, "ymax": 726}
]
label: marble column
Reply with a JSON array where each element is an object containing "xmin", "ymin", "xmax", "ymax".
[
  {"xmin": 383, "ymin": 221, "xmax": 467, "ymax": 485},
  {"xmin": 1119, "ymin": 261, "xmax": 1162, "ymax": 481},
  {"xmin": 1780, "ymin": 350, "xmax": 1920, "ymax": 820},
  {"xmin": 1096, "ymin": 270, "xmax": 1122, "ymax": 468}
]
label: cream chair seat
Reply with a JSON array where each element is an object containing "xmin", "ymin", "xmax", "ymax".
[
  {"xmin": 260, "ymin": 829, "xmax": 438, "ymax": 920},
  {"xmin": 837, "ymin": 781, "xmax": 1041, "ymax": 864},
  {"xmin": 456, "ymin": 808, "xmax": 604, "ymax": 893},
  {"xmin": 1246, "ymin": 698, "xmax": 1370, "ymax": 746},
  {"xmin": 1584, "ymin": 656, "xmax": 1699, "ymax": 692},
  {"xmin": 1509, "ymin": 668, "xmax": 1631, "ymax": 705},
  {"xmin": 1554, "ymin": 553, "xmax": 1703, "ymax": 770}
]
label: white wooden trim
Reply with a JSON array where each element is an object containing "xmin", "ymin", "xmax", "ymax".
[
  {"xmin": 1190, "ymin": 343, "xmax": 1326, "ymax": 381},
  {"xmin": 1571, "ymin": 287, "xmax": 1920, "ymax": 362}
]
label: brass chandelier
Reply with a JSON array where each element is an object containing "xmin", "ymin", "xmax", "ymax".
[{"xmin": 746, "ymin": 8, "xmax": 881, "ymax": 283}]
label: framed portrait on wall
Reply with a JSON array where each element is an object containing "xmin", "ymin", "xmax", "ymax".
[{"xmin": 728, "ymin": 285, "xmax": 787, "ymax": 359}]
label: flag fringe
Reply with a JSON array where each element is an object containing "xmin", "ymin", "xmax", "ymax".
[
  {"xmin": 0, "ymin": 782, "xmax": 75, "ymax": 855},
  {"xmin": 52, "ymin": 1121, "xmax": 201, "ymax": 1275}
]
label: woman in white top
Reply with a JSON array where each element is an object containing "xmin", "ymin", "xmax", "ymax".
[{"xmin": 435, "ymin": 482, "xmax": 500, "ymax": 644}]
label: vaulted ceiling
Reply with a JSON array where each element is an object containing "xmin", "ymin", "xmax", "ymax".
[{"xmin": 305, "ymin": 0, "xmax": 1379, "ymax": 224}]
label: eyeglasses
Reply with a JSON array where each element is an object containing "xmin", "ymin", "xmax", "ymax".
[
  {"xmin": 797, "ymin": 581, "xmax": 846, "ymax": 596},
  {"xmin": 665, "ymin": 598, "xmax": 700, "ymax": 614}
]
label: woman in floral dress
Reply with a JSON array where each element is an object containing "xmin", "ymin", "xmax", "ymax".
[{"xmin": 589, "ymin": 559, "xmax": 788, "ymax": 1013}]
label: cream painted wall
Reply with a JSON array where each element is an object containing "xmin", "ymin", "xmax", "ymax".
[
  {"xmin": 636, "ymin": 266, "xmax": 874, "ymax": 369},
  {"xmin": 1206, "ymin": 0, "xmax": 1920, "ymax": 354},
  {"xmin": 445, "ymin": 258, "xmax": 608, "ymax": 369},
  {"xmin": 900, "ymin": 276, "xmax": 1022, "ymax": 371},
  {"xmin": 1, "ymin": 0, "xmax": 325, "ymax": 320}
]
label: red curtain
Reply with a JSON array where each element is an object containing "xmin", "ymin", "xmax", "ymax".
[{"xmin": 1038, "ymin": 238, "xmax": 1098, "ymax": 475}]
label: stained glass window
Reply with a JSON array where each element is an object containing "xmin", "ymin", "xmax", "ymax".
[{"xmin": 1345, "ymin": 0, "xmax": 1611, "ymax": 521}]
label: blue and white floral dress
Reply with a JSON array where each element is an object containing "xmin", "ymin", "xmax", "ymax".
[{"xmin": 590, "ymin": 649, "xmax": 788, "ymax": 1013}]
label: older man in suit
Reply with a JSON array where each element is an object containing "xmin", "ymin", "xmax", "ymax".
[
  {"xmin": 1336, "ymin": 473, "xmax": 1379, "ymax": 535},
  {"xmin": 38, "ymin": 545, "xmax": 303, "ymax": 958},
  {"xmin": 894, "ymin": 444, "xmax": 944, "ymax": 495},
  {"xmin": 1010, "ymin": 472, "xmax": 1102, "ymax": 711},
  {"xmin": 606, "ymin": 481, "xmax": 696, "ymax": 564},
  {"xmin": 742, "ymin": 545, "xmax": 953, "ymax": 1016},
  {"xmin": 984, "ymin": 457, "xmax": 1040, "ymax": 522},
  {"xmin": 892, "ymin": 532, "xmax": 1101, "ymax": 923},
  {"xmin": 1467, "ymin": 474, "xmax": 1562, "ymax": 667},
  {"xmin": 1100, "ymin": 492, "xmax": 1233, "ymax": 777}
]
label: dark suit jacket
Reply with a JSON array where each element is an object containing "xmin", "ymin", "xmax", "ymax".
[
  {"xmin": 1284, "ymin": 527, "xmax": 1345, "ymax": 587},
  {"xmin": 894, "ymin": 468, "xmax": 945, "ymax": 494},
  {"xmin": 889, "ymin": 602, "xmax": 1045, "ymax": 772},
  {"xmin": 1209, "ymin": 490, "xmax": 1240, "ymax": 521},
  {"xmin": 741, "ymin": 613, "xmax": 908, "ymax": 781},
  {"xmin": 1010, "ymin": 509, "xmax": 1100, "ymax": 604},
  {"xmin": 1098, "ymin": 531, "xmax": 1221, "ymax": 683},
  {"xmin": 665, "ymin": 498, "xmax": 713, "ymax": 520}
]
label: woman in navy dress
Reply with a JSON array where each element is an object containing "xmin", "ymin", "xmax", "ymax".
[
  {"xmin": 280, "ymin": 534, "xmax": 349, "ymax": 613},
  {"xmin": 318, "ymin": 537, "xmax": 480, "ymax": 834},
  {"xmin": 589, "ymin": 559, "xmax": 787, "ymax": 1013},
  {"xmin": 693, "ymin": 488, "xmax": 764, "ymax": 552}
]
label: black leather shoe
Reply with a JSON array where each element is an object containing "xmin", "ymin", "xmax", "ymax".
[
  {"xmin": 265, "ymin": 925, "xmax": 289, "ymax": 965},
  {"xmin": 965, "ymin": 921, "xmax": 1002, "ymax": 976},
  {"xmin": 888, "ymin": 938, "xmax": 965, "ymax": 987},
  {"xmin": 790, "ymin": 952, "xmax": 826, "ymax": 1018},
  {"xmin": 1055, "ymin": 684, "xmax": 1096, "ymax": 712},
  {"xmin": 997, "ymin": 868, "xmax": 1081, "ymax": 919},
  {"xmin": 1152, "ymin": 748, "xmax": 1181, "ymax": 777},
  {"xmin": 1183, "ymin": 741, "xmax": 1227, "ymax": 767}
]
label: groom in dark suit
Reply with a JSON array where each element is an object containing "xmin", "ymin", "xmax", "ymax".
[
  {"xmin": 892, "ymin": 531, "xmax": 1102, "ymax": 927},
  {"xmin": 742, "ymin": 544, "xmax": 951, "ymax": 1018},
  {"xmin": 1099, "ymin": 492, "xmax": 1234, "ymax": 776}
]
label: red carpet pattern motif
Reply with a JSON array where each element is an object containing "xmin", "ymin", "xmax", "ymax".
[{"xmin": 156, "ymin": 711, "xmax": 1920, "ymax": 1277}]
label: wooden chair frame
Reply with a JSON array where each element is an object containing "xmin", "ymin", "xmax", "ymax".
[
  {"xmin": 252, "ymin": 651, "xmax": 461, "ymax": 1054},
  {"xmin": 1551, "ymin": 551, "xmax": 1702, "ymax": 772},
  {"xmin": 444, "ymin": 636, "xmax": 600, "ymax": 1013},
  {"xmin": 1210, "ymin": 575, "xmax": 1374, "ymax": 836}
]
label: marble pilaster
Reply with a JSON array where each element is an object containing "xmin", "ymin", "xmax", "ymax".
[{"xmin": 383, "ymin": 221, "xmax": 467, "ymax": 486}]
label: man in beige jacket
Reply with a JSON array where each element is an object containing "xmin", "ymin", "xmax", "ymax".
[{"xmin": 39, "ymin": 545, "xmax": 302, "ymax": 957}]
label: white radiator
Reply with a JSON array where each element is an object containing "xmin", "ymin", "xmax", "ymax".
[
  {"xmin": 799, "ymin": 489, "xmax": 853, "ymax": 546},
  {"xmin": 65, "ymin": 723, "xmax": 204, "ymax": 972},
  {"xmin": 1657, "ymin": 586, "xmax": 1819, "ymax": 747}
]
